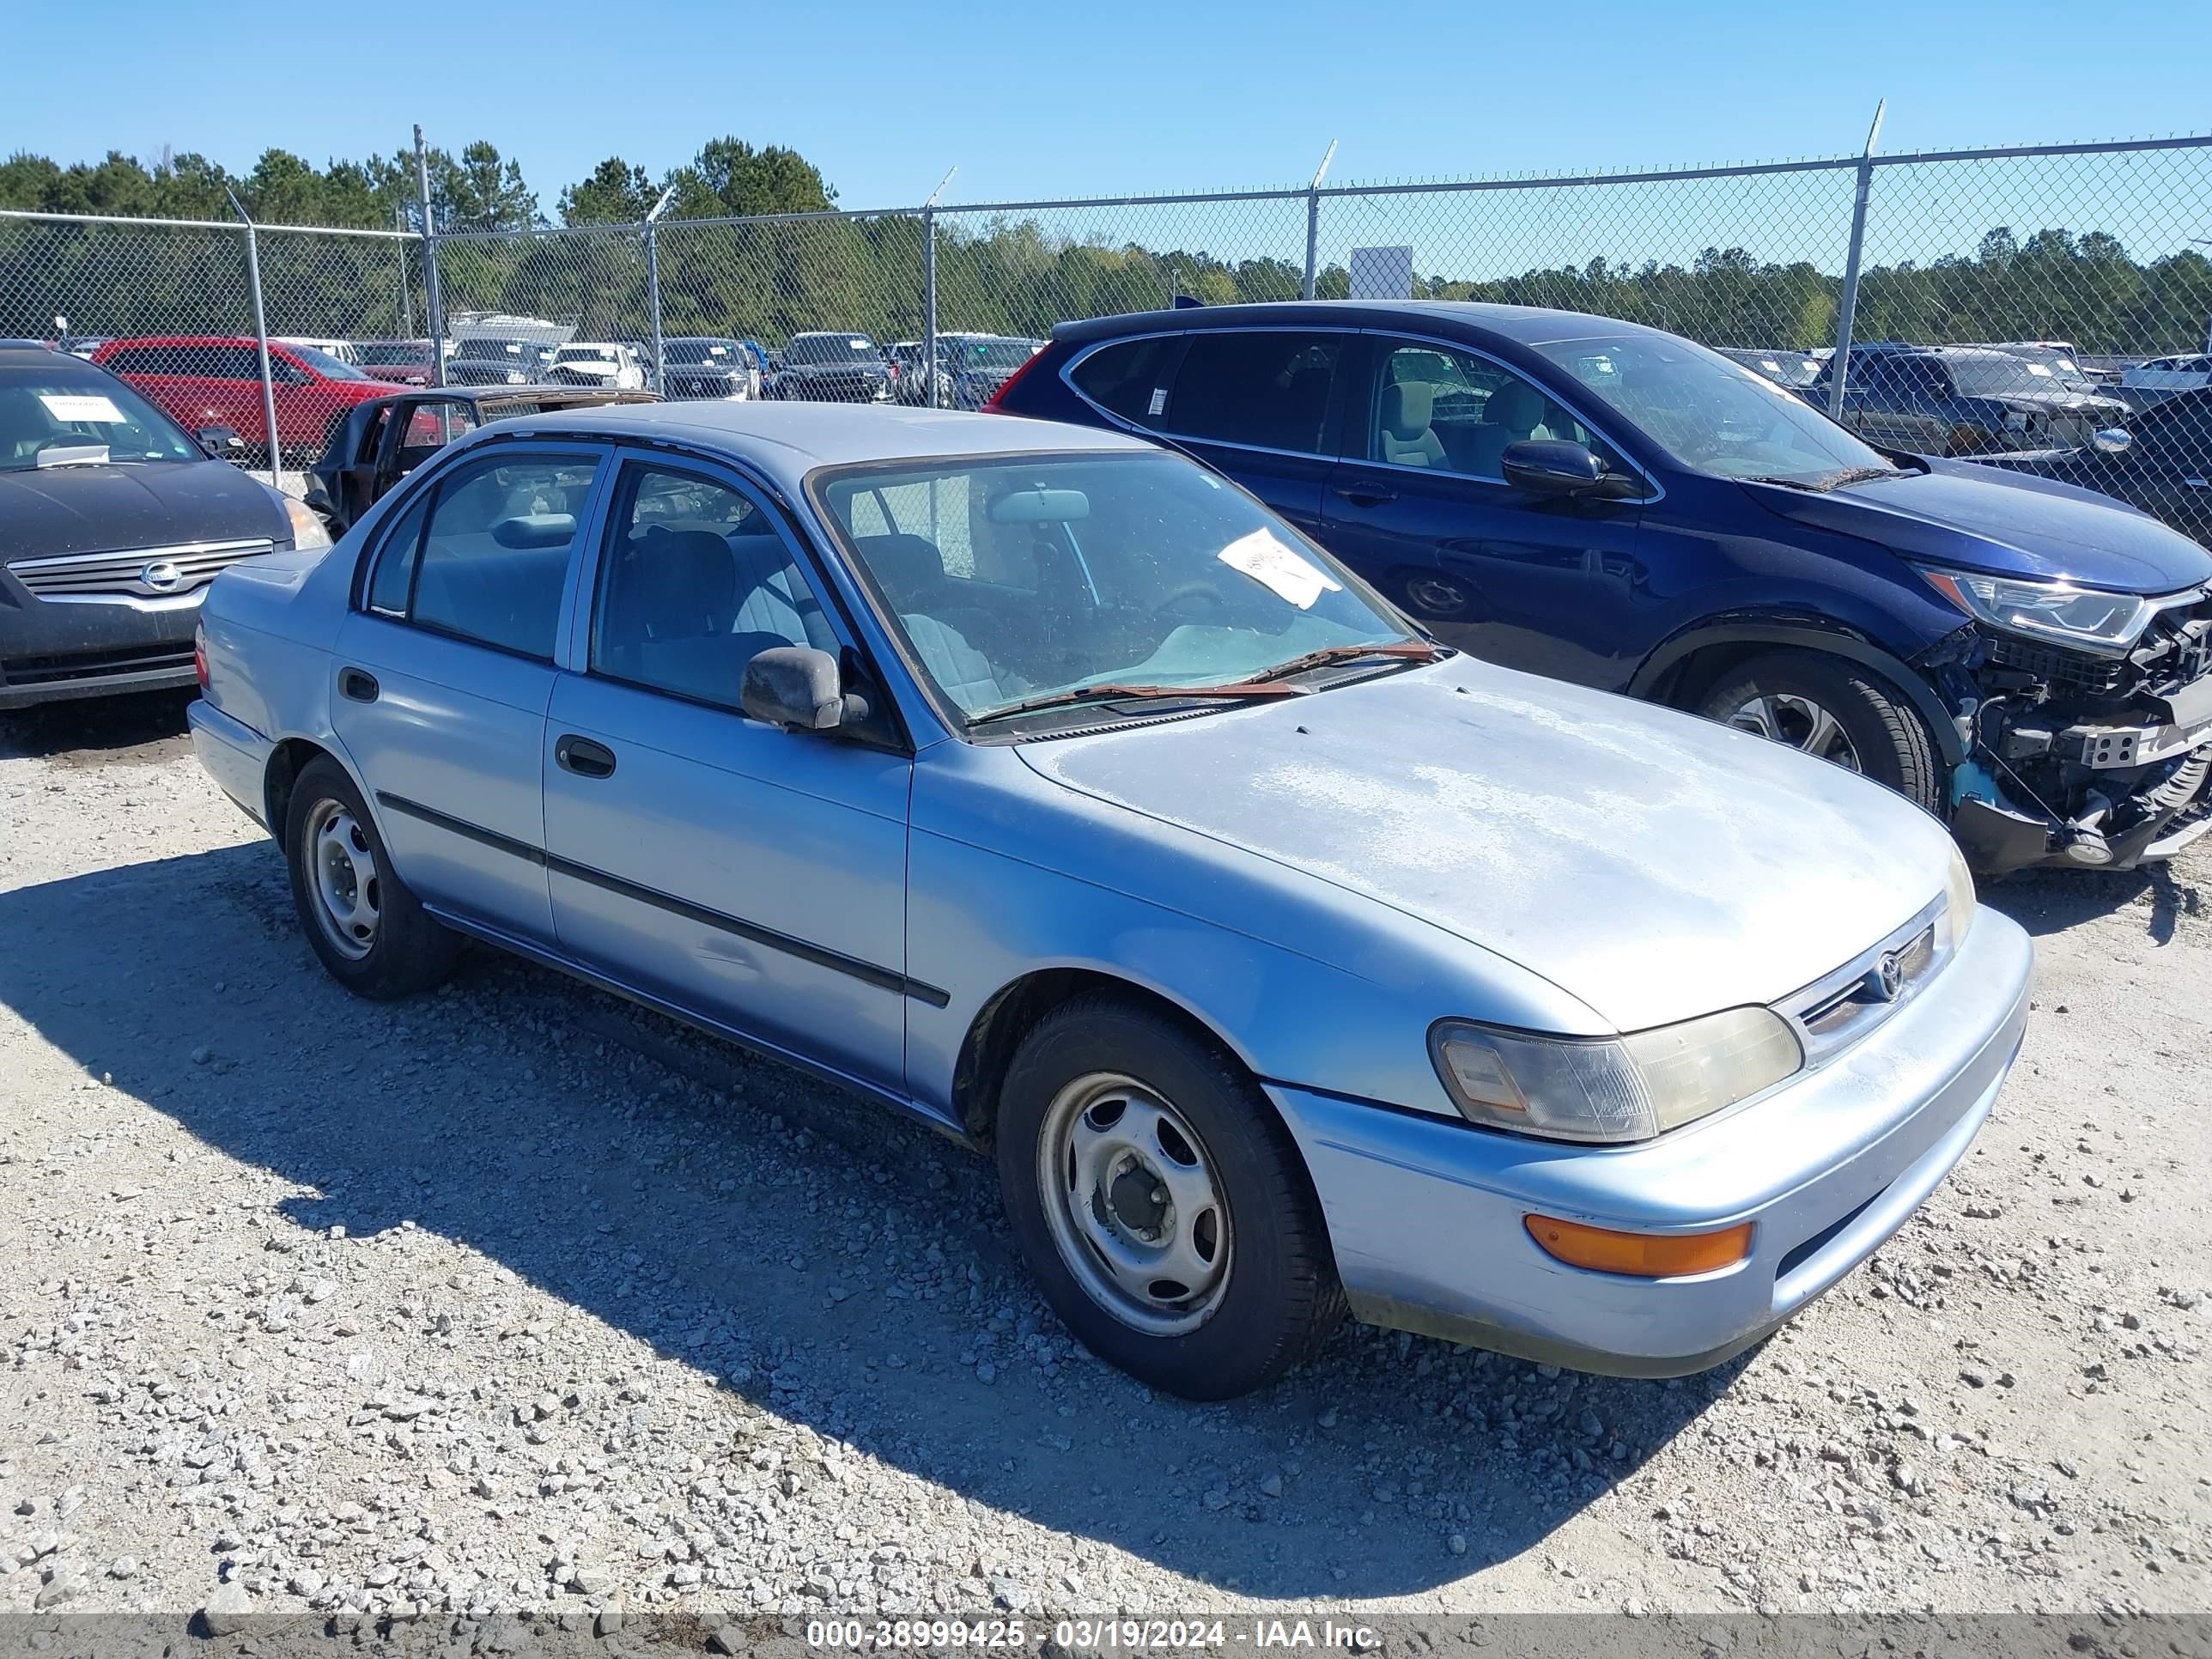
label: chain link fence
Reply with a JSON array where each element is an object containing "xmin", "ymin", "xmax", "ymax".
[{"xmin": 3, "ymin": 132, "xmax": 2210, "ymax": 534}]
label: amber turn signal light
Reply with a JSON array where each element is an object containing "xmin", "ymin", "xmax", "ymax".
[{"xmin": 1524, "ymin": 1214, "xmax": 1752, "ymax": 1278}]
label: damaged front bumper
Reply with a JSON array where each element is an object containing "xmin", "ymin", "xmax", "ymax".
[{"xmin": 1933, "ymin": 593, "xmax": 2212, "ymax": 875}]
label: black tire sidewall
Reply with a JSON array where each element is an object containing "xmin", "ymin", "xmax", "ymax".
[
  {"xmin": 995, "ymin": 1000, "xmax": 1339, "ymax": 1400},
  {"xmin": 1698, "ymin": 652, "xmax": 1943, "ymax": 811},
  {"xmin": 284, "ymin": 758, "xmax": 451, "ymax": 999}
]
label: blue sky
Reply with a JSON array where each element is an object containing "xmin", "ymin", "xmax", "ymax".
[{"xmin": 10, "ymin": 0, "xmax": 2211, "ymax": 210}]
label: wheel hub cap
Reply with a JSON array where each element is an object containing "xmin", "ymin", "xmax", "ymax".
[
  {"xmin": 303, "ymin": 799, "xmax": 381, "ymax": 961},
  {"xmin": 1036, "ymin": 1073, "xmax": 1232, "ymax": 1338},
  {"xmin": 1729, "ymin": 691, "xmax": 1863, "ymax": 772}
]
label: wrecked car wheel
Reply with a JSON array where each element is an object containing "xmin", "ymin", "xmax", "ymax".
[
  {"xmin": 1698, "ymin": 652, "xmax": 1943, "ymax": 813},
  {"xmin": 996, "ymin": 994, "xmax": 1345, "ymax": 1400}
]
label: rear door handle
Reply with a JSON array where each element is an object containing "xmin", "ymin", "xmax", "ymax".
[
  {"xmin": 338, "ymin": 668, "xmax": 379, "ymax": 702},
  {"xmin": 1331, "ymin": 479, "xmax": 1400, "ymax": 507},
  {"xmin": 555, "ymin": 734, "xmax": 617, "ymax": 780}
]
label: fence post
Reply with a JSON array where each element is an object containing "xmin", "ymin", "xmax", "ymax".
[
  {"xmin": 1303, "ymin": 140, "xmax": 1337, "ymax": 301},
  {"xmin": 225, "ymin": 191, "xmax": 283, "ymax": 489},
  {"xmin": 645, "ymin": 185, "xmax": 678, "ymax": 395},
  {"xmin": 921, "ymin": 168, "xmax": 956, "ymax": 410},
  {"xmin": 1826, "ymin": 100, "xmax": 1886, "ymax": 419},
  {"xmin": 395, "ymin": 207, "xmax": 415, "ymax": 340},
  {"xmin": 415, "ymin": 125, "xmax": 447, "ymax": 387},
  {"xmin": 921, "ymin": 207, "xmax": 937, "ymax": 409}
]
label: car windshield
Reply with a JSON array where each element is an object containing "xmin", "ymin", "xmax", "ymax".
[
  {"xmin": 1946, "ymin": 355, "xmax": 2068, "ymax": 398},
  {"xmin": 0, "ymin": 372, "xmax": 201, "ymax": 470},
  {"xmin": 555, "ymin": 345, "xmax": 617, "ymax": 362},
  {"xmin": 1531, "ymin": 332, "xmax": 1892, "ymax": 484},
  {"xmin": 788, "ymin": 335, "xmax": 875, "ymax": 364},
  {"xmin": 959, "ymin": 339, "xmax": 1038, "ymax": 369},
  {"xmin": 816, "ymin": 449, "xmax": 1417, "ymax": 722},
  {"xmin": 354, "ymin": 342, "xmax": 428, "ymax": 366},
  {"xmin": 457, "ymin": 338, "xmax": 536, "ymax": 361},
  {"xmin": 665, "ymin": 341, "xmax": 731, "ymax": 365},
  {"xmin": 287, "ymin": 344, "xmax": 371, "ymax": 381}
]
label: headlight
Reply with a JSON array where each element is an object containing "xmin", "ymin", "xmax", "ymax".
[
  {"xmin": 1429, "ymin": 1008, "xmax": 1803, "ymax": 1144},
  {"xmin": 1943, "ymin": 845, "xmax": 1977, "ymax": 951},
  {"xmin": 283, "ymin": 495, "xmax": 331, "ymax": 550},
  {"xmin": 1917, "ymin": 565, "xmax": 2159, "ymax": 657}
]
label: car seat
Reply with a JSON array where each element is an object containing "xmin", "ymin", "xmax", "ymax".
[
  {"xmin": 1377, "ymin": 381, "xmax": 1446, "ymax": 468},
  {"xmin": 1459, "ymin": 380, "xmax": 1553, "ymax": 477}
]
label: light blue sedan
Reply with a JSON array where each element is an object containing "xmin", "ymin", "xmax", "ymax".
[{"xmin": 189, "ymin": 403, "xmax": 2033, "ymax": 1400}]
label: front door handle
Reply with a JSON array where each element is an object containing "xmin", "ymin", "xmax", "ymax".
[
  {"xmin": 338, "ymin": 667, "xmax": 379, "ymax": 702},
  {"xmin": 1332, "ymin": 479, "xmax": 1400, "ymax": 507},
  {"xmin": 555, "ymin": 734, "xmax": 617, "ymax": 780}
]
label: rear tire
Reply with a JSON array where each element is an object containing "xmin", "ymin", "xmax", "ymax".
[
  {"xmin": 283, "ymin": 757, "xmax": 459, "ymax": 1000},
  {"xmin": 1695, "ymin": 650, "xmax": 1944, "ymax": 812},
  {"xmin": 995, "ymin": 994, "xmax": 1345, "ymax": 1400}
]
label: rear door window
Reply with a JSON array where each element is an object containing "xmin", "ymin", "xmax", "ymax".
[
  {"xmin": 1162, "ymin": 331, "xmax": 1344, "ymax": 456},
  {"xmin": 367, "ymin": 453, "xmax": 601, "ymax": 659}
]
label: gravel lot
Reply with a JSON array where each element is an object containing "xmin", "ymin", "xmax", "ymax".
[{"xmin": 0, "ymin": 692, "xmax": 2207, "ymax": 1632}]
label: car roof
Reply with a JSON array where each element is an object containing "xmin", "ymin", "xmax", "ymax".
[
  {"xmin": 1049, "ymin": 299, "xmax": 1682, "ymax": 348},
  {"xmin": 483, "ymin": 403, "xmax": 1150, "ymax": 494},
  {"xmin": 1, "ymin": 347, "xmax": 116, "ymax": 374}
]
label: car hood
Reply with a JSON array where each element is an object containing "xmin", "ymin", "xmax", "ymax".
[
  {"xmin": 0, "ymin": 460, "xmax": 288, "ymax": 560},
  {"xmin": 788, "ymin": 360, "xmax": 887, "ymax": 374},
  {"xmin": 1748, "ymin": 462, "xmax": 2212, "ymax": 592},
  {"xmin": 1018, "ymin": 660, "xmax": 1957, "ymax": 1033}
]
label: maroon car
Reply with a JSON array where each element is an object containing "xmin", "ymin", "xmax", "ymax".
[{"xmin": 90, "ymin": 337, "xmax": 392, "ymax": 459}]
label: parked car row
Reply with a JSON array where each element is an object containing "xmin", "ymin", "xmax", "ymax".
[{"xmin": 15, "ymin": 292, "xmax": 2207, "ymax": 1402}]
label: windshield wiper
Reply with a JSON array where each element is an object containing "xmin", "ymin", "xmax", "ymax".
[
  {"xmin": 1245, "ymin": 638, "xmax": 1447, "ymax": 684},
  {"xmin": 1747, "ymin": 465, "xmax": 1907, "ymax": 495},
  {"xmin": 969, "ymin": 678, "xmax": 1309, "ymax": 726}
]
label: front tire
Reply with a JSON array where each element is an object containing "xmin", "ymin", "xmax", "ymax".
[
  {"xmin": 1695, "ymin": 650, "xmax": 1943, "ymax": 813},
  {"xmin": 284, "ymin": 757, "xmax": 458, "ymax": 1000},
  {"xmin": 995, "ymin": 994, "xmax": 1345, "ymax": 1400}
]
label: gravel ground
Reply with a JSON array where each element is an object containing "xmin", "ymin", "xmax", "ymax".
[{"xmin": 0, "ymin": 691, "xmax": 2206, "ymax": 1632}]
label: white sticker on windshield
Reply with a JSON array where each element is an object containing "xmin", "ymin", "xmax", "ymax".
[
  {"xmin": 39, "ymin": 392, "xmax": 125, "ymax": 423},
  {"xmin": 1218, "ymin": 528, "xmax": 1342, "ymax": 611},
  {"xmin": 2026, "ymin": 362, "xmax": 2051, "ymax": 377},
  {"xmin": 1146, "ymin": 387, "xmax": 1167, "ymax": 416}
]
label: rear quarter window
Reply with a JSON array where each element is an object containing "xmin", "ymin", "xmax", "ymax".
[{"xmin": 1069, "ymin": 336, "xmax": 1182, "ymax": 426}]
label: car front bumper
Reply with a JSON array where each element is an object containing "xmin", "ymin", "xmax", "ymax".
[
  {"xmin": 0, "ymin": 590, "xmax": 204, "ymax": 710},
  {"xmin": 1269, "ymin": 906, "xmax": 2033, "ymax": 1376}
]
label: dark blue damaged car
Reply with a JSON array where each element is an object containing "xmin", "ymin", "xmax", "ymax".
[{"xmin": 988, "ymin": 301, "xmax": 2212, "ymax": 874}]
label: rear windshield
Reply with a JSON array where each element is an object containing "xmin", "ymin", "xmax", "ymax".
[
  {"xmin": 456, "ymin": 338, "xmax": 537, "ymax": 361},
  {"xmin": 0, "ymin": 370, "xmax": 201, "ymax": 471},
  {"xmin": 354, "ymin": 342, "xmax": 428, "ymax": 366},
  {"xmin": 956, "ymin": 339, "xmax": 1038, "ymax": 369}
]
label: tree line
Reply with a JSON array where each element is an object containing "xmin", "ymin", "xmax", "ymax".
[{"xmin": 4, "ymin": 141, "xmax": 2209, "ymax": 357}]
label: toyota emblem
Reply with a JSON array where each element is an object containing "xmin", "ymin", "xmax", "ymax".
[
  {"xmin": 139, "ymin": 560, "xmax": 183, "ymax": 593},
  {"xmin": 1873, "ymin": 949, "xmax": 1905, "ymax": 1001}
]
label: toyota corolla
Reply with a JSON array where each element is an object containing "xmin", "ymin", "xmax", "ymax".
[{"xmin": 187, "ymin": 403, "xmax": 2033, "ymax": 1399}]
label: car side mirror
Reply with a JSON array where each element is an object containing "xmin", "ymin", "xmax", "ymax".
[
  {"xmin": 197, "ymin": 424, "xmax": 244, "ymax": 461},
  {"xmin": 741, "ymin": 646, "xmax": 861, "ymax": 732},
  {"xmin": 1501, "ymin": 439, "xmax": 1639, "ymax": 499},
  {"xmin": 2091, "ymin": 427, "xmax": 2133, "ymax": 456}
]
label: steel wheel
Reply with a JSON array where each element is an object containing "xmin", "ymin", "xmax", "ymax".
[
  {"xmin": 303, "ymin": 798, "xmax": 380, "ymax": 960},
  {"xmin": 1729, "ymin": 691, "xmax": 1863, "ymax": 771},
  {"xmin": 1035, "ymin": 1072, "xmax": 1232, "ymax": 1337}
]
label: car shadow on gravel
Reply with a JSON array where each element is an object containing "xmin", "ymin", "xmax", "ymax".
[
  {"xmin": 1983, "ymin": 854, "xmax": 2206, "ymax": 947},
  {"xmin": 0, "ymin": 844, "xmax": 1733, "ymax": 1601},
  {"xmin": 0, "ymin": 688, "xmax": 196, "ymax": 765}
]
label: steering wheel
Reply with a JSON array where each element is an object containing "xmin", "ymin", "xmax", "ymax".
[{"xmin": 1152, "ymin": 580, "xmax": 1224, "ymax": 620}]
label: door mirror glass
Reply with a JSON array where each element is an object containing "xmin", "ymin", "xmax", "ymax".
[
  {"xmin": 196, "ymin": 424, "xmax": 244, "ymax": 460},
  {"xmin": 1501, "ymin": 438, "xmax": 1635, "ymax": 497},
  {"xmin": 740, "ymin": 645, "xmax": 847, "ymax": 731}
]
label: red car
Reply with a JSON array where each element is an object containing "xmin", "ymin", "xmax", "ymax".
[{"xmin": 91, "ymin": 337, "xmax": 391, "ymax": 460}]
